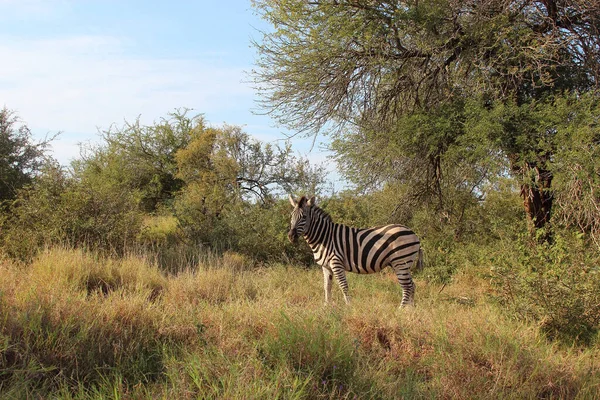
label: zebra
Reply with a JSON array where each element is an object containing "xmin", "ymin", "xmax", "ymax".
[{"xmin": 287, "ymin": 195, "xmax": 423, "ymax": 307}]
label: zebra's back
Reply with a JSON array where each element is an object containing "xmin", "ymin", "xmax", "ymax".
[{"xmin": 332, "ymin": 224, "xmax": 420, "ymax": 274}]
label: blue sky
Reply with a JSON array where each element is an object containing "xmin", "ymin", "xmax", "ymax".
[{"xmin": 0, "ymin": 0, "xmax": 338, "ymax": 185}]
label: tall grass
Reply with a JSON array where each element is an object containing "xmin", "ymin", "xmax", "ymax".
[{"xmin": 0, "ymin": 247, "xmax": 598, "ymax": 398}]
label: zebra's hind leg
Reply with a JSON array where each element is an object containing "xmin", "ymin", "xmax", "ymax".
[{"xmin": 392, "ymin": 260, "xmax": 416, "ymax": 307}]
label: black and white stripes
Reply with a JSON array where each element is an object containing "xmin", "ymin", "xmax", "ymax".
[{"xmin": 288, "ymin": 195, "xmax": 423, "ymax": 307}]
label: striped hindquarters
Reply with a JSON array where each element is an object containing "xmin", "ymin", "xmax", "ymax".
[{"xmin": 333, "ymin": 224, "xmax": 420, "ymax": 274}]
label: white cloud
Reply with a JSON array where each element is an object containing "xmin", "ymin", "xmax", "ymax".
[
  {"xmin": 0, "ymin": 35, "xmax": 257, "ymax": 162},
  {"xmin": 0, "ymin": 0, "xmax": 71, "ymax": 19},
  {"xmin": 1, "ymin": 35, "xmax": 252, "ymax": 129},
  {"xmin": 0, "ymin": 33, "xmax": 337, "ymax": 185}
]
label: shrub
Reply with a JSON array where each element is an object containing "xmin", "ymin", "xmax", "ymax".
[
  {"xmin": 222, "ymin": 200, "xmax": 314, "ymax": 265},
  {"xmin": 489, "ymin": 231, "xmax": 600, "ymax": 345},
  {"xmin": 1, "ymin": 164, "xmax": 143, "ymax": 260}
]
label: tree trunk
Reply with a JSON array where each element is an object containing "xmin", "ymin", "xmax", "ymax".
[
  {"xmin": 519, "ymin": 164, "xmax": 554, "ymax": 233},
  {"xmin": 509, "ymin": 152, "xmax": 554, "ymax": 236}
]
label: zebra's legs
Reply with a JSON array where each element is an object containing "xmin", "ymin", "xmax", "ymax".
[
  {"xmin": 322, "ymin": 266, "xmax": 333, "ymax": 304},
  {"xmin": 392, "ymin": 260, "xmax": 416, "ymax": 307},
  {"xmin": 331, "ymin": 260, "xmax": 351, "ymax": 304}
]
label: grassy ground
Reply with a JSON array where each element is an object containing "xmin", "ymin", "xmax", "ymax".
[{"xmin": 0, "ymin": 248, "xmax": 598, "ymax": 399}]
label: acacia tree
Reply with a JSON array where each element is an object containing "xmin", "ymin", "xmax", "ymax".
[
  {"xmin": 252, "ymin": 0, "xmax": 600, "ymax": 231},
  {"xmin": 76, "ymin": 110, "xmax": 196, "ymax": 212},
  {"xmin": 174, "ymin": 121, "xmax": 324, "ymax": 247},
  {"xmin": 0, "ymin": 108, "xmax": 52, "ymax": 203}
]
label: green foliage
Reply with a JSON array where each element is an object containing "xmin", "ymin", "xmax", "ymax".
[
  {"xmin": 1, "ymin": 163, "xmax": 142, "ymax": 259},
  {"xmin": 478, "ymin": 178, "xmax": 526, "ymax": 241},
  {"xmin": 254, "ymin": 0, "xmax": 600, "ymax": 233},
  {"xmin": 220, "ymin": 200, "xmax": 314, "ymax": 264},
  {"xmin": 175, "ymin": 121, "xmax": 323, "ymax": 204},
  {"xmin": 0, "ymin": 110, "xmax": 325, "ymax": 264},
  {"xmin": 0, "ymin": 163, "xmax": 67, "ymax": 259},
  {"xmin": 0, "ymin": 108, "xmax": 53, "ymax": 204},
  {"xmin": 550, "ymin": 93, "xmax": 600, "ymax": 246},
  {"xmin": 331, "ymin": 98, "xmax": 511, "ymax": 244},
  {"xmin": 137, "ymin": 215, "xmax": 181, "ymax": 248},
  {"xmin": 173, "ymin": 121, "xmax": 324, "ymax": 261},
  {"xmin": 0, "ymin": 111, "xmax": 207, "ymax": 259},
  {"xmin": 321, "ymin": 191, "xmax": 379, "ymax": 228},
  {"xmin": 489, "ymin": 231, "xmax": 600, "ymax": 345},
  {"xmin": 253, "ymin": 0, "xmax": 598, "ymax": 130},
  {"xmin": 77, "ymin": 109, "xmax": 197, "ymax": 212}
]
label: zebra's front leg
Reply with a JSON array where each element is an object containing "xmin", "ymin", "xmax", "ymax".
[
  {"xmin": 331, "ymin": 260, "xmax": 351, "ymax": 304},
  {"xmin": 322, "ymin": 266, "xmax": 333, "ymax": 304}
]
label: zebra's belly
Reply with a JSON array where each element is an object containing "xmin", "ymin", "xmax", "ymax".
[
  {"xmin": 345, "ymin": 259, "xmax": 386, "ymax": 274},
  {"xmin": 313, "ymin": 247, "xmax": 387, "ymax": 274}
]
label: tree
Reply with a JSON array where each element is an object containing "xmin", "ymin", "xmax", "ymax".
[
  {"xmin": 76, "ymin": 110, "xmax": 197, "ymax": 212},
  {"xmin": 0, "ymin": 107, "xmax": 52, "ymax": 203},
  {"xmin": 549, "ymin": 93, "xmax": 600, "ymax": 246},
  {"xmin": 252, "ymin": 0, "xmax": 600, "ymax": 231},
  {"xmin": 330, "ymin": 98, "xmax": 506, "ymax": 232},
  {"xmin": 174, "ymin": 122, "xmax": 325, "ymax": 244}
]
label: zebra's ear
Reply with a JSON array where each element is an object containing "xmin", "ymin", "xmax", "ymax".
[
  {"xmin": 307, "ymin": 196, "xmax": 316, "ymax": 207},
  {"xmin": 297, "ymin": 196, "xmax": 307, "ymax": 208},
  {"xmin": 288, "ymin": 194, "xmax": 297, "ymax": 207}
]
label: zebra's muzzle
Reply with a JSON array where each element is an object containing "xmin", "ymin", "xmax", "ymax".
[{"xmin": 288, "ymin": 229, "xmax": 298, "ymax": 243}]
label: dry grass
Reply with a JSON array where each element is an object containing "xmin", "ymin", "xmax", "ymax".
[{"xmin": 0, "ymin": 247, "xmax": 598, "ymax": 399}]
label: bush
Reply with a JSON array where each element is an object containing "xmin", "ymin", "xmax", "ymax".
[
  {"xmin": 489, "ymin": 231, "xmax": 600, "ymax": 345},
  {"xmin": 222, "ymin": 200, "xmax": 314, "ymax": 265},
  {"xmin": 1, "ymin": 164, "xmax": 143, "ymax": 260},
  {"xmin": 551, "ymin": 93, "xmax": 600, "ymax": 248}
]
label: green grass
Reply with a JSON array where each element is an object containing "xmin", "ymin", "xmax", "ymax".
[{"xmin": 0, "ymin": 248, "xmax": 598, "ymax": 399}]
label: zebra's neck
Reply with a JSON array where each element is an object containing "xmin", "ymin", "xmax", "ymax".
[{"xmin": 303, "ymin": 206, "xmax": 334, "ymax": 247}]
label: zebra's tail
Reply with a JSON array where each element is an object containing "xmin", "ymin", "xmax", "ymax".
[{"xmin": 416, "ymin": 247, "xmax": 424, "ymax": 271}]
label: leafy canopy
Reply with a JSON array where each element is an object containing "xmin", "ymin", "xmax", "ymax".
[{"xmin": 0, "ymin": 108, "xmax": 53, "ymax": 203}]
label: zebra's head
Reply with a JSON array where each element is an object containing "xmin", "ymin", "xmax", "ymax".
[{"xmin": 288, "ymin": 194, "xmax": 315, "ymax": 243}]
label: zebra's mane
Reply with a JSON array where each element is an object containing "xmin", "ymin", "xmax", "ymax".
[{"xmin": 311, "ymin": 204, "xmax": 333, "ymax": 223}]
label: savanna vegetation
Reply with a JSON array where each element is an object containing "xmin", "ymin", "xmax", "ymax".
[
  {"xmin": 0, "ymin": 248, "xmax": 598, "ymax": 398},
  {"xmin": 1, "ymin": 0, "xmax": 600, "ymax": 398}
]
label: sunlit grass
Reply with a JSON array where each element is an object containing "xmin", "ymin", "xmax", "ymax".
[{"xmin": 0, "ymin": 247, "xmax": 598, "ymax": 398}]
